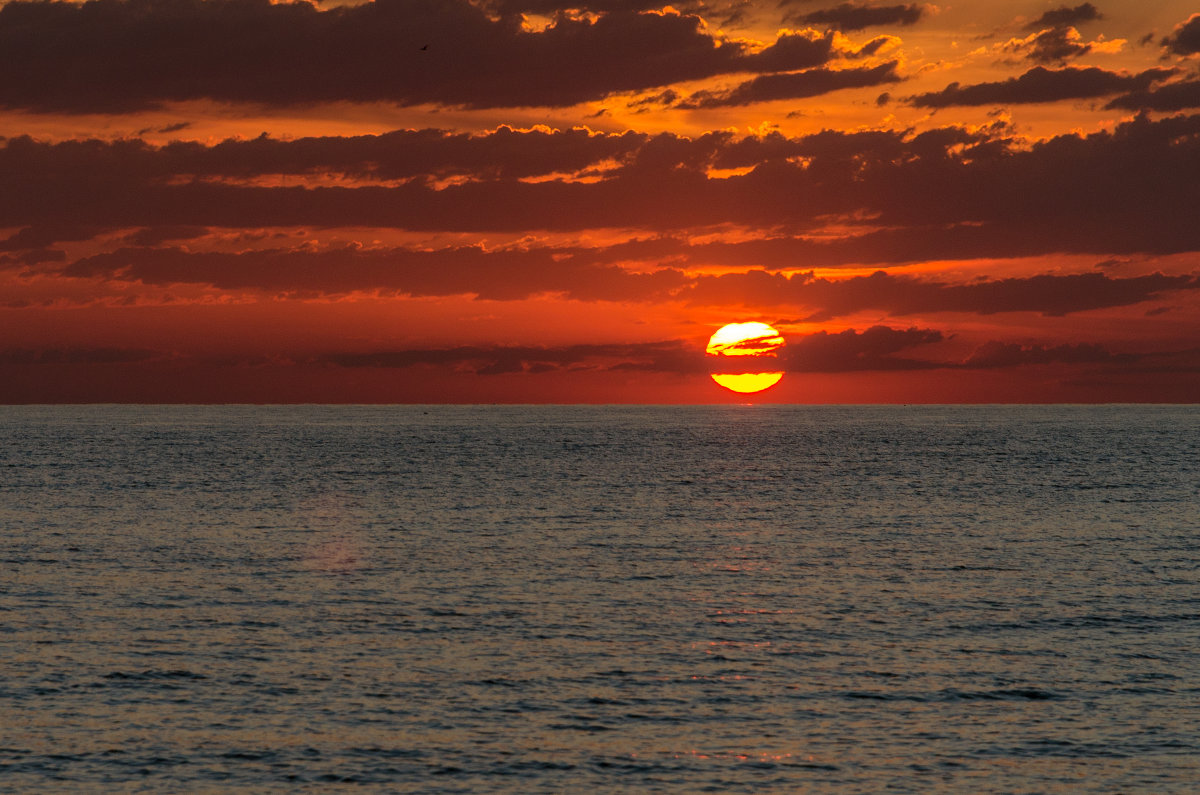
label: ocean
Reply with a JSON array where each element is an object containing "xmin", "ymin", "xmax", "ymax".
[{"xmin": 2, "ymin": 405, "xmax": 1197, "ymax": 792}]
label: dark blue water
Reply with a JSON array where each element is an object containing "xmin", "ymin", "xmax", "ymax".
[{"xmin": 2, "ymin": 405, "xmax": 1198, "ymax": 791}]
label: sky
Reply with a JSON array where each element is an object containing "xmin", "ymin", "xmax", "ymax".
[{"xmin": 1, "ymin": 0, "xmax": 1198, "ymax": 403}]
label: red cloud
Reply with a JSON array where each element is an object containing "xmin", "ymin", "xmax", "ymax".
[
  {"xmin": 687, "ymin": 270, "xmax": 1200, "ymax": 319},
  {"xmin": 3, "ymin": 114, "xmax": 1198, "ymax": 265}
]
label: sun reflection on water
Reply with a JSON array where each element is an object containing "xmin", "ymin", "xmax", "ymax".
[{"xmin": 295, "ymin": 492, "xmax": 368, "ymax": 573}]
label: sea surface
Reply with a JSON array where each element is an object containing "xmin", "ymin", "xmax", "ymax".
[{"xmin": 1, "ymin": 405, "xmax": 1198, "ymax": 792}]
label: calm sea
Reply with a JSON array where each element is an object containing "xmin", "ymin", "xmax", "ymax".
[{"xmin": 2, "ymin": 405, "xmax": 1198, "ymax": 792}]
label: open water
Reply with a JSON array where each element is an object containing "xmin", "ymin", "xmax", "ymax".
[{"xmin": 1, "ymin": 405, "xmax": 1198, "ymax": 792}]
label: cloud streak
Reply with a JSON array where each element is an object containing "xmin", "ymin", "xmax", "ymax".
[
  {"xmin": 789, "ymin": 3, "xmax": 926, "ymax": 32},
  {"xmin": 910, "ymin": 66, "xmax": 1175, "ymax": 107},
  {"xmin": 688, "ymin": 270, "xmax": 1200, "ymax": 319}
]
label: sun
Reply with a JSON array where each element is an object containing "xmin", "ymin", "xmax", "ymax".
[{"xmin": 706, "ymin": 322, "xmax": 786, "ymax": 394}]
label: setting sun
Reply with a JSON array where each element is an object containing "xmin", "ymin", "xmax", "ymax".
[{"xmin": 706, "ymin": 322, "xmax": 786, "ymax": 394}]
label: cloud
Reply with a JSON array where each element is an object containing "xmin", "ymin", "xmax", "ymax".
[
  {"xmin": 782, "ymin": 325, "xmax": 944, "ymax": 371},
  {"xmin": 1105, "ymin": 78, "xmax": 1200, "ymax": 111},
  {"xmin": 476, "ymin": 0, "xmax": 671, "ymax": 13},
  {"xmin": 1001, "ymin": 27, "xmax": 1124, "ymax": 65},
  {"xmin": 0, "ymin": 222, "xmax": 112, "ymax": 251},
  {"xmin": 961, "ymin": 340, "xmax": 1125, "ymax": 368},
  {"xmin": 1116, "ymin": 347, "xmax": 1200, "ymax": 374},
  {"xmin": 0, "ymin": 0, "xmax": 839, "ymax": 112},
  {"xmin": 0, "ymin": 248, "xmax": 66, "ymax": 266},
  {"xmin": 789, "ymin": 3, "xmax": 926, "ymax": 32},
  {"xmin": 1024, "ymin": 3, "xmax": 1102, "ymax": 31},
  {"xmin": 5, "ymin": 114, "xmax": 1200, "ymax": 265},
  {"xmin": 122, "ymin": 226, "xmax": 211, "ymax": 246},
  {"xmin": 910, "ymin": 66, "xmax": 1175, "ymax": 106},
  {"xmin": 676, "ymin": 62, "xmax": 902, "ymax": 108},
  {"xmin": 1162, "ymin": 13, "xmax": 1200, "ymax": 56},
  {"xmin": 850, "ymin": 34, "xmax": 902, "ymax": 57}
]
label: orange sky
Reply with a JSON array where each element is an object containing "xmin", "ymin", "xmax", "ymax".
[{"xmin": 1, "ymin": 0, "xmax": 1198, "ymax": 402}]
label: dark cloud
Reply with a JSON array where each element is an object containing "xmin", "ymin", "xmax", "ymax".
[
  {"xmin": 1162, "ymin": 13, "xmax": 1200, "ymax": 56},
  {"xmin": 666, "ymin": 126, "xmax": 912, "ymax": 169},
  {"xmin": 850, "ymin": 35, "xmax": 899, "ymax": 58},
  {"xmin": 0, "ymin": 248, "xmax": 67, "ymax": 266},
  {"xmin": 0, "ymin": 223, "xmax": 112, "ymax": 251},
  {"xmin": 0, "ymin": 0, "xmax": 838, "ymax": 112},
  {"xmin": 1106, "ymin": 78, "xmax": 1200, "ymax": 111},
  {"xmin": 322, "ymin": 341, "xmax": 705, "ymax": 376},
  {"xmin": 910, "ymin": 66, "xmax": 1175, "ymax": 107},
  {"xmin": 782, "ymin": 325, "xmax": 944, "ymax": 371},
  {"xmin": 138, "ymin": 121, "xmax": 193, "ymax": 137},
  {"xmin": 0, "ymin": 347, "xmax": 160, "ymax": 365},
  {"xmin": 629, "ymin": 89, "xmax": 681, "ymax": 110},
  {"xmin": 961, "ymin": 340, "xmax": 1124, "ymax": 368},
  {"xmin": 677, "ymin": 62, "xmax": 902, "ymax": 108},
  {"xmin": 1007, "ymin": 27, "xmax": 1097, "ymax": 64},
  {"xmin": 1115, "ymin": 347, "xmax": 1200, "ymax": 374},
  {"xmin": 471, "ymin": 0, "xmax": 764, "ymax": 18},
  {"xmin": 789, "ymin": 3, "xmax": 925, "ymax": 32},
  {"xmin": 1024, "ymin": 3, "xmax": 1102, "ymax": 31},
  {"xmin": 739, "ymin": 29, "xmax": 840, "ymax": 72},
  {"xmin": 475, "ymin": 0, "xmax": 671, "ymax": 13}
]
